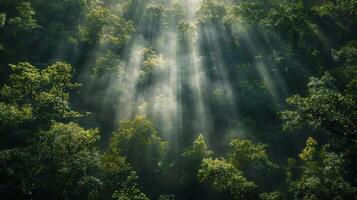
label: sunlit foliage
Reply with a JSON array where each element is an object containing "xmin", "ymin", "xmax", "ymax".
[
  {"xmin": 0, "ymin": 62, "xmax": 81, "ymax": 127},
  {"xmin": 281, "ymin": 73, "xmax": 357, "ymax": 139},
  {"xmin": 198, "ymin": 158, "xmax": 257, "ymax": 199},
  {"xmin": 288, "ymin": 137, "xmax": 357, "ymax": 199},
  {"xmin": 0, "ymin": 122, "xmax": 101, "ymax": 199},
  {"xmin": 1, "ymin": 0, "xmax": 357, "ymax": 199}
]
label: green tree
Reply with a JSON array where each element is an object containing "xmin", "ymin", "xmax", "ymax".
[
  {"xmin": 39, "ymin": 62, "xmax": 81, "ymax": 120},
  {"xmin": 0, "ymin": 61, "xmax": 81, "ymax": 154},
  {"xmin": 197, "ymin": 0, "xmax": 226, "ymax": 24},
  {"xmin": 0, "ymin": 0, "xmax": 38, "ymax": 31},
  {"xmin": 288, "ymin": 137, "xmax": 357, "ymax": 199},
  {"xmin": 0, "ymin": 102, "xmax": 32, "ymax": 129},
  {"xmin": 180, "ymin": 134, "xmax": 213, "ymax": 199},
  {"xmin": 0, "ymin": 122, "xmax": 101, "ymax": 200},
  {"xmin": 227, "ymin": 138, "xmax": 279, "ymax": 191},
  {"xmin": 228, "ymin": 138, "xmax": 276, "ymax": 170},
  {"xmin": 0, "ymin": 63, "xmax": 40, "ymax": 137},
  {"xmin": 280, "ymin": 73, "xmax": 357, "ymax": 139},
  {"xmin": 312, "ymin": 0, "xmax": 357, "ymax": 35},
  {"xmin": 98, "ymin": 149, "xmax": 142, "ymax": 200},
  {"xmin": 112, "ymin": 172, "xmax": 149, "ymax": 200},
  {"xmin": 109, "ymin": 115, "xmax": 167, "ymax": 196},
  {"xmin": 140, "ymin": 5, "xmax": 164, "ymax": 42},
  {"xmin": 198, "ymin": 158, "xmax": 257, "ymax": 200},
  {"xmin": 224, "ymin": 0, "xmax": 270, "ymax": 26},
  {"xmin": 182, "ymin": 134, "xmax": 213, "ymax": 168},
  {"xmin": 260, "ymin": 191, "xmax": 287, "ymax": 200},
  {"xmin": 0, "ymin": 62, "xmax": 81, "ymax": 128},
  {"xmin": 1, "ymin": 62, "xmax": 41, "ymax": 103}
]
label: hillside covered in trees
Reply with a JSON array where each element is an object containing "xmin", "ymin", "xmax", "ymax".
[{"xmin": 0, "ymin": 0, "xmax": 357, "ymax": 199}]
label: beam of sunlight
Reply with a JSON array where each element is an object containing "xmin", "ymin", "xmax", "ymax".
[{"xmin": 113, "ymin": 39, "xmax": 145, "ymax": 120}]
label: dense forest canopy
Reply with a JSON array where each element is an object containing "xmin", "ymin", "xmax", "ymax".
[{"xmin": 0, "ymin": 0, "xmax": 357, "ymax": 199}]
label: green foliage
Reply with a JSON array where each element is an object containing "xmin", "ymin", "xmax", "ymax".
[
  {"xmin": 177, "ymin": 21, "xmax": 194, "ymax": 37},
  {"xmin": 180, "ymin": 134, "xmax": 213, "ymax": 197},
  {"xmin": 113, "ymin": 187, "xmax": 149, "ymax": 200},
  {"xmin": 82, "ymin": 3, "xmax": 134, "ymax": 48},
  {"xmin": 227, "ymin": 138, "xmax": 280, "ymax": 192},
  {"xmin": 5, "ymin": 1, "xmax": 38, "ymax": 31},
  {"xmin": 110, "ymin": 115, "xmax": 167, "ymax": 165},
  {"xmin": 288, "ymin": 137, "xmax": 357, "ymax": 200},
  {"xmin": 299, "ymin": 137, "xmax": 318, "ymax": 162},
  {"xmin": 1, "ymin": 0, "xmax": 357, "ymax": 199},
  {"xmin": 1, "ymin": 62, "xmax": 41, "ymax": 103},
  {"xmin": 182, "ymin": 134, "xmax": 213, "ymax": 157},
  {"xmin": 312, "ymin": 0, "xmax": 357, "ymax": 33},
  {"xmin": 0, "ymin": 13, "xmax": 5, "ymax": 27},
  {"xmin": 228, "ymin": 138, "xmax": 273, "ymax": 169},
  {"xmin": 138, "ymin": 48, "xmax": 163, "ymax": 85},
  {"xmin": 112, "ymin": 172, "xmax": 149, "ymax": 200},
  {"xmin": 99, "ymin": 149, "xmax": 143, "ymax": 200},
  {"xmin": 332, "ymin": 41, "xmax": 357, "ymax": 67},
  {"xmin": 224, "ymin": 1, "xmax": 270, "ymax": 26},
  {"xmin": 281, "ymin": 73, "xmax": 357, "ymax": 139},
  {"xmin": 198, "ymin": 0, "xmax": 227, "ymax": 24},
  {"xmin": 91, "ymin": 51, "xmax": 123, "ymax": 78},
  {"xmin": 182, "ymin": 134, "xmax": 213, "ymax": 158},
  {"xmin": 198, "ymin": 158, "xmax": 257, "ymax": 199},
  {"xmin": 0, "ymin": 62, "xmax": 81, "ymax": 125},
  {"xmin": 0, "ymin": 102, "xmax": 32, "ymax": 128},
  {"xmin": 36, "ymin": 122, "xmax": 100, "ymax": 179},
  {"xmin": 260, "ymin": 191, "xmax": 286, "ymax": 200},
  {"xmin": 142, "ymin": 48, "xmax": 163, "ymax": 73},
  {"xmin": 0, "ymin": 122, "xmax": 101, "ymax": 199},
  {"xmin": 40, "ymin": 62, "xmax": 81, "ymax": 118},
  {"xmin": 109, "ymin": 115, "xmax": 167, "ymax": 192}
]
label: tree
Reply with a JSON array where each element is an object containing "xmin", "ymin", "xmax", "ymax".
[
  {"xmin": 82, "ymin": 3, "xmax": 134, "ymax": 49},
  {"xmin": 112, "ymin": 172, "xmax": 149, "ymax": 200},
  {"xmin": 0, "ymin": 61, "xmax": 82, "ymax": 163},
  {"xmin": 223, "ymin": 0, "xmax": 270, "ymax": 26},
  {"xmin": 1, "ymin": 0, "xmax": 357, "ymax": 199},
  {"xmin": 227, "ymin": 138, "xmax": 279, "ymax": 191},
  {"xmin": 198, "ymin": 158, "xmax": 257, "ymax": 200},
  {"xmin": 0, "ymin": 61, "xmax": 81, "ymax": 129},
  {"xmin": 0, "ymin": 13, "xmax": 5, "ymax": 27},
  {"xmin": 138, "ymin": 48, "xmax": 163, "ymax": 87},
  {"xmin": 197, "ymin": 0, "xmax": 227, "ymax": 24},
  {"xmin": 180, "ymin": 134, "xmax": 213, "ymax": 199},
  {"xmin": 280, "ymin": 73, "xmax": 357, "ymax": 140},
  {"xmin": 0, "ymin": 102, "xmax": 32, "ymax": 129},
  {"xmin": 259, "ymin": 191, "xmax": 286, "ymax": 200},
  {"xmin": 39, "ymin": 62, "xmax": 81, "ymax": 119},
  {"xmin": 228, "ymin": 138, "xmax": 276, "ymax": 170},
  {"xmin": 98, "ymin": 149, "xmax": 141, "ymax": 200},
  {"xmin": 6, "ymin": 1, "xmax": 38, "ymax": 31},
  {"xmin": 331, "ymin": 41, "xmax": 357, "ymax": 95},
  {"xmin": 287, "ymin": 137, "xmax": 357, "ymax": 199},
  {"xmin": 312, "ymin": 0, "xmax": 357, "ymax": 35},
  {"xmin": 109, "ymin": 115, "xmax": 167, "ymax": 196},
  {"xmin": 35, "ymin": 122, "xmax": 101, "ymax": 199},
  {"xmin": 0, "ymin": 122, "xmax": 101, "ymax": 200},
  {"xmin": 182, "ymin": 134, "xmax": 213, "ymax": 168},
  {"xmin": 1, "ymin": 62, "xmax": 41, "ymax": 103},
  {"xmin": 140, "ymin": 5, "xmax": 164, "ymax": 42}
]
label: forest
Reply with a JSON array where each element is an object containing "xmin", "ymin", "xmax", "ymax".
[{"xmin": 0, "ymin": 0, "xmax": 356, "ymax": 199}]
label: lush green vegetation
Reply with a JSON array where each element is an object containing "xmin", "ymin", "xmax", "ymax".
[{"xmin": 0, "ymin": 0, "xmax": 356, "ymax": 199}]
